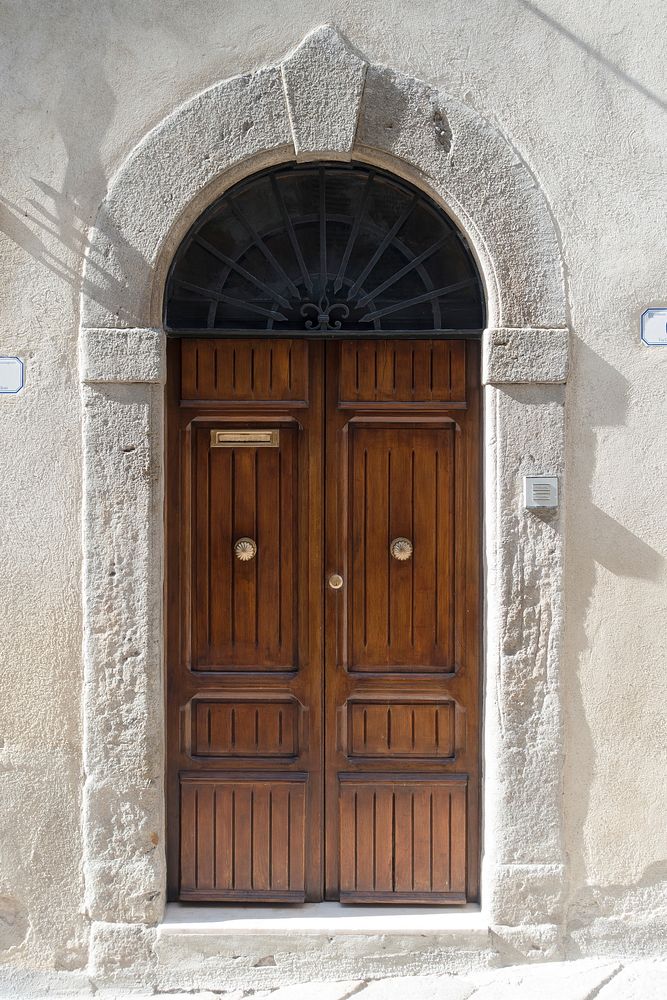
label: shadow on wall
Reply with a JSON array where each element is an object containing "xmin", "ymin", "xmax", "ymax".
[
  {"xmin": 564, "ymin": 338, "xmax": 664, "ymax": 927},
  {"xmin": 518, "ymin": 0, "xmax": 666, "ymax": 111},
  {"xmin": 0, "ymin": 57, "xmax": 147, "ymax": 326}
]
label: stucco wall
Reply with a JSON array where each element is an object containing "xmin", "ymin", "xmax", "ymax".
[{"xmin": 0, "ymin": 0, "xmax": 665, "ymax": 978}]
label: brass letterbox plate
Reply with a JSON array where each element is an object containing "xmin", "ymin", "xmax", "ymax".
[{"xmin": 210, "ymin": 429, "xmax": 280, "ymax": 448}]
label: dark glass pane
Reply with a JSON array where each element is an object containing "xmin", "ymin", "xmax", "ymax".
[{"xmin": 165, "ymin": 162, "xmax": 484, "ymax": 333}]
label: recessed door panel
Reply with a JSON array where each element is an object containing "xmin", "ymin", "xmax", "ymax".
[
  {"xmin": 347, "ymin": 425, "xmax": 456, "ymax": 672},
  {"xmin": 190, "ymin": 425, "xmax": 297, "ymax": 671},
  {"xmin": 338, "ymin": 775, "xmax": 467, "ymax": 902}
]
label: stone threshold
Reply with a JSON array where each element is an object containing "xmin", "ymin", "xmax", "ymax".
[{"xmin": 160, "ymin": 901, "xmax": 487, "ymax": 936}]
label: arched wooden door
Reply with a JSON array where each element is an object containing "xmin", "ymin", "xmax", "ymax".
[
  {"xmin": 164, "ymin": 162, "xmax": 483, "ymax": 904},
  {"xmin": 166, "ymin": 336, "xmax": 480, "ymax": 903}
]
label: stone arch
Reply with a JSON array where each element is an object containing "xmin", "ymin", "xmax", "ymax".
[
  {"xmin": 80, "ymin": 26, "xmax": 565, "ymax": 332},
  {"xmin": 79, "ymin": 25, "xmax": 570, "ymax": 982}
]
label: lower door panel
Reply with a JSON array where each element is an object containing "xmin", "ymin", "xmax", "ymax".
[
  {"xmin": 338, "ymin": 774, "xmax": 467, "ymax": 903},
  {"xmin": 179, "ymin": 774, "xmax": 308, "ymax": 901}
]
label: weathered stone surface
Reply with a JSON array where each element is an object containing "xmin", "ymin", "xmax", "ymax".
[
  {"xmin": 596, "ymin": 961, "xmax": 667, "ymax": 999},
  {"xmin": 356, "ymin": 974, "xmax": 475, "ymax": 999},
  {"xmin": 356, "ymin": 65, "xmax": 566, "ymax": 329},
  {"xmin": 483, "ymin": 328, "xmax": 570, "ymax": 384},
  {"xmin": 255, "ymin": 981, "xmax": 365, "ymax": 1000},
  {"xmin": 153, "ymin": 926, "xmax": 496, "ymax": 992},
  {"xmin": 281, "ymin": 25, "xmax": 367, "ymax": 159},
  {"xmin": 82, "ymin": 382, "xmax": 165, "ymax": 925},
  {"xmin": 80, "ymin": 328, "xmax": 165, "ymax": 384},
  {"xmin": 488, "ymin": 865, "xmax": 567, "ymax": 926},
  {"xmin": 490, "ymin": 922, "xmax": 564, "ymax": 963},
  {"xmin": 471, "ymin": 959, "xmax": 621, "ymax": 998},
  {"xmin": 0, "ymin": 894, "xmax": 29, "ymax": 952},
  {"xmin": 81, "ymin": 67, "xmax": 293, "ymax": 329},
  {"xmin": 482, "ymin": 384, "xmax": 566, "ymax": 909},
  {"xmin": 89, "ymin": 921, "xmax": 156, "ymax": 979}
]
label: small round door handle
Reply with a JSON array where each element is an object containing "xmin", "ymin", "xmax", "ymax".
[
  {"xmin": 234, "ymin": 537, "xmax": 257, "ymax": 561},
  {"xmin": 390, "ymin": 537, "xmax": 413, "ymax": 561},
  {"xmin": 328, "ymin": 573, "xmax": 344, "ymax": 590}
]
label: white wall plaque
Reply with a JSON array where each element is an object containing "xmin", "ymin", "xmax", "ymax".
[
  {"xmin": 641, "ymin": 308, "xmax": 667, "ymax": 346},
  {"xmin": 0, "ymin": 357, "xmax": 24, "ymax": 394}
]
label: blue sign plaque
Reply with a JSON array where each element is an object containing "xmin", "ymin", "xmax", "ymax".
[
  {"xmin": 0, "ymin": 357, "xmax": 24, "ymax": 394},
  {"xmin": 641, "ymin": 308, "xmax": 667, "ymax": 347}
]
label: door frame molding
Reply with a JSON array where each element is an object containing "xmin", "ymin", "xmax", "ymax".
[{"xmin": 78, "ymin": 26, "xmax": 570, "ymax": 973}]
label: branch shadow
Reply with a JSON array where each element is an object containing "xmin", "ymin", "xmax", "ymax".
[
  {"xmin": 0, "ymin": 56, "xmax": 149, "ymax": 326},
  {"xmin": 518, "ymin": 0, "xmax": 666, "ymax": 111}
]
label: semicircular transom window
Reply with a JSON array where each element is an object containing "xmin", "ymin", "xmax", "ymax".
[{"xmin": 165, "ymin": 162, "xmax": 485, "ymax": 334}]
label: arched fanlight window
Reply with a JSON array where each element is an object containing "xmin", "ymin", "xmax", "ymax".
[{"xmin": 165, "ymin": 162, "xmax": 484, "ymax": 335}]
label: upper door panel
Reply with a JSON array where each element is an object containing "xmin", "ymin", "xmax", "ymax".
[
  {"xmin": 190, "ymin": 423, "xmax": 298, "ymax": 671},
  {"xmin": 347, "ymin": 424, "xmax": 457, "ymax": 672}
]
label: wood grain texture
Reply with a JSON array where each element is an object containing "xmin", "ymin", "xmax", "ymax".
[
  {"xmin": 167, "ymin": 337, "xmax": 480, "ymax": 904},
  {"xmin": 191, "ymin": 699, "xmax": 300, "ymax": 757},
  {"xmin": 339, "ymin": 340, "xmax": 466, "ymax": 407},
  {"xmin": 180, "ymin": 774, "xmax": 307, "ymax": 900},
  {"xmin": 338, "ymin": 775, "xmax": 467, "ymax": 902},
  {"xmin": 181, "ymin": 339, "xmax": 308, "ymax": 404},
  {"xmin": 347, "ymin": 425, "xmax": 456, "ymax": 672},
  {"xmin": 167, "ymin": 339, "xmax": 324, "ymax": 902},
  {"xmin": 347, "ymin": 701, "xmax": 455, "ymax": 759},
  {"xmin": 324, "ymin": 339, "xmax": 481, "ymax": 903},
  {"xmin": 190, "ymin": 425, "xmax": 297, "ymax": 670}
]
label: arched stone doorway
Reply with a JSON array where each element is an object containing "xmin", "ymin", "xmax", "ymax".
[{"xmin": 78, "ymin": 24, "xmax": 570, "ymax": 980}]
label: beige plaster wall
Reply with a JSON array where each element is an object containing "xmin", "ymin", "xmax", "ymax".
[{"xmin": 0, "ymin": 0, "xmax": 664, "ymax": 972}]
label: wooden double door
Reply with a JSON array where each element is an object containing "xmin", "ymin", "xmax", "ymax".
[{"xmin": 166, "ymin": 338, "xmax": 480, "ymax": 903}]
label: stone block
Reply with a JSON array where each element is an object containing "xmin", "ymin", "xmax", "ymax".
[
  {"xmin": 255, "ymin": 983, "xmax": 366, "ymax": 1000},
  {"xmin": 89, "ymin": 922, "xmax": 157, "ymax": 980},
  {"xmin": 84, "ymin": 857, "xmax": 164, "ymax": 924},
  {"xmin": 281, "ymin": 25, "xmax": 367, "ymax": 159},
  {"xmin": 81, "ymin": 67, "xmax": 292, "ymax": 328},
  {"xmin": 488, "ymin": 864, "xmax": 566, "ymax": 925},
  {"xmin": 483, "ymin": 328, "xmax": 569, "ymax": 384},
  {"xmin": 472, "ymin": 958, "xmax": 621, "ymax": 998},
  {"xmin": 356, "ymin": 974, "xmax": 475, "ymax": 999},
  {"xmin": 80, "ymin": 328, "xmax": 165, "ymax": 384},
  {"xmin": 596, "ymin": 961, "xmax": 667, "ymax": 999}
]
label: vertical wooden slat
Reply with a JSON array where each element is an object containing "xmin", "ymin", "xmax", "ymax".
[
  {"xmin": 393, "ymin": 787, "xmax": 414, "ymax": 892},
  {"xmin": 339, "ymin": 787, "xmax": 357, "ymax": 893},
  {"xmin": 431, "ymin": 786, "xmax": 452, "ymax": 891},
  {"xmin": 373, "ymin": 787, "xmax": 394, "ymax": 891},
  {"xmin": 179, "ymin": 783, "xmax": 197, "ymax": 891},
  {"xmin": 252, "ymin": 786, "xmax": 271, "ymax": 890},
  {"xmin": 449, "ymin": 786, "xmax": 467, "ymax": 892},
  {"xmin": 214, "ymin": 785, "xmax": 233, "ymax": 890},
  {"xmin": 412, "ymin": 786, "xmax": 433, "ymax": 892},
  {"xmin": 288, "ymin": 785, "xmax": 305, "ymax": 892}
]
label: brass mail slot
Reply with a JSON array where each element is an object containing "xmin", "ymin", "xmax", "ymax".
[{"xmin": 210, "ymin": 429, "xmax": 280, "ymax": 448}]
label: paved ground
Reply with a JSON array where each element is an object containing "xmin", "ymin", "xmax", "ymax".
[{"xmin": 6, "ymin": 959, "xmax": 665, "ymax": 1000}]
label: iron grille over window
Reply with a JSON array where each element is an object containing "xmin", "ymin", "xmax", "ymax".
[{"xmin": 165, "ymin": 162, "xmax": 484, "ymax": 335}]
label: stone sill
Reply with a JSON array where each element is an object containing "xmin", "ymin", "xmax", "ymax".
[{"xmin": 160, "ymin": 901, "xmax": 486, "ymax": 937}]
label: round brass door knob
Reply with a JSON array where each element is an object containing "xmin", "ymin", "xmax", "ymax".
[
  {"xmin": 390, "ymin": 537, "xmax": 413, "ymax": 560},
  {"xmin": 234, "ymin": 537, "xmax": 257, "ymax": 561},
  {"xmin": 328, "ymin": 573, "xmax": 344, "ymax": 590}
]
